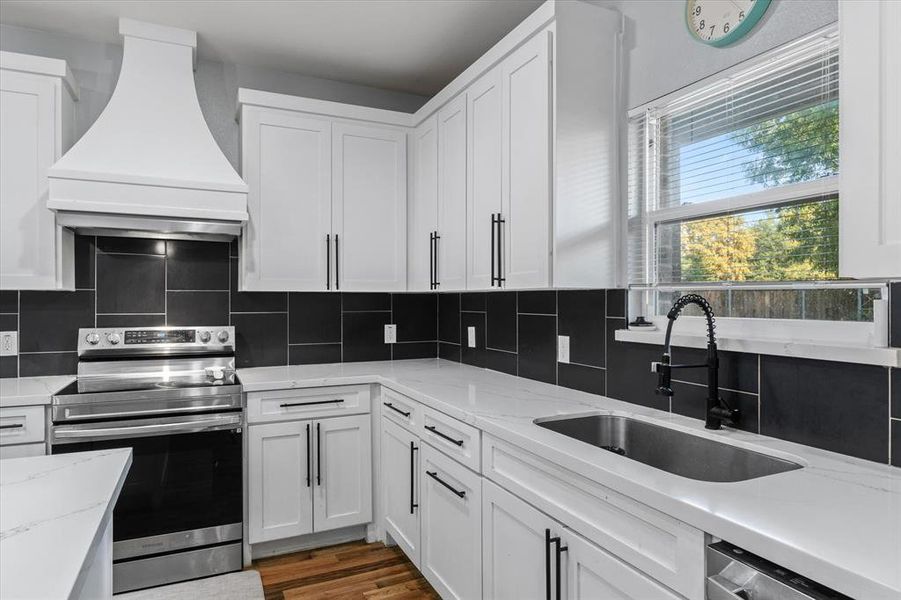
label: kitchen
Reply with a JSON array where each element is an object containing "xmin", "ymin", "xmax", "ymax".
[{"xmin": 0, "ymin": 0, "xmax": 898, "ymax": 599}]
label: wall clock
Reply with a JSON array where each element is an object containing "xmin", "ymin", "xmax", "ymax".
[{"xmin": 686, "ymin": 0, "xmax": 772, "ymax": 47}]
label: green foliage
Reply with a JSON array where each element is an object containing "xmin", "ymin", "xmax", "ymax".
[{"xmin": 678, "ymin": 100, "xmax": 840, "ymax": 282}]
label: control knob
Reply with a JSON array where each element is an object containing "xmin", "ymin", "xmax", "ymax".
[
  {"xmin": 85, "ymin": 332, "xmax": 100, "ymax": 345},
  {"xmin": 108, "ymin": 333, "xmax": 121, "ymax": 345},
  {"xmin": 199, "ymin": 330, "xmax": 212, "ymax": 343},
  {"xmin": 217, "ymin": 330, "xmax": 230, "ymax": 343}
]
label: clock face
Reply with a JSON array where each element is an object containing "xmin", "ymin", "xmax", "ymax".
[{"xmin": 686, "ymin": 0, "xmax": 771, "ymax": 47}]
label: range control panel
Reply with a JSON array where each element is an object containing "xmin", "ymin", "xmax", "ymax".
[{"xmin": 78, "ymin": 326, "xmax": 234, "ymax": 356}]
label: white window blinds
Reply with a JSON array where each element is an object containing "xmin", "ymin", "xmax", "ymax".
[{"xmin": 628, "ymin": 28, "xmax": 840, "ymax": 288}]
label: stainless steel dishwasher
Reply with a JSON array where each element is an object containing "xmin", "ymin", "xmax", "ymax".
[{"xmin": 707, "ymin": 541, "xmax": 851, "ymax": 600}]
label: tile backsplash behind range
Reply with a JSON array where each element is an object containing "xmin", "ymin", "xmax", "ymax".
[
  {"xmin": 0, "ymin": 236, "xmax": 897, "ymax": 467},
  {"xmin": 0, "ymin": 236, "xmax": 437, "ymax": 376}
]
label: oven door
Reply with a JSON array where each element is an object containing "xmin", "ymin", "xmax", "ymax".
[{"xmin": 52, "ymin": 412, "xmax": 243, "ymax": 571}]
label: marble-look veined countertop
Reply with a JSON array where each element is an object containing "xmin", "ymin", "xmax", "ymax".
[
  {"xmin": 0, "ymin": 449, "xmax": 132, "ymax": 599},
  {"xmin": 0, "ymin": 375, "xmax": 74, "ymax": 408},
  {"xmin": 239, "ymin": 358, "xmax": 901, "ymax": 600}
]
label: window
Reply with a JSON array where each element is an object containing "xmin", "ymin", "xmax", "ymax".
[{"xmin": 626, "ymin": 25, "xmax": 886, "ymax": 336}]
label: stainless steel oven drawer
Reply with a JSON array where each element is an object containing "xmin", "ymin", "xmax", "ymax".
[{"xmin": 113, "ymin": 542, "xmax": 243, "ymax": 594}]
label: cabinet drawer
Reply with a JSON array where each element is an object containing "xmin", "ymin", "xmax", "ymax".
[
  {"xmin": 0, "ymin": 442, "xmax": 45, "ymax": 460},
  {"xmin": 0, "ymin": 406, "xmax": 45, "ymax": 446},
  {"xmin": 380, "ymin": 387, "xmax": 421, "ymax": 433},
  {"xmin": 420, "ymin": 406, "xmax": 480, "ymax": 472},
  {"xmin": 482, "ymin": 435, "xmax": 704, "ymax": 600},
  {"xmin": 246, "ymin": 385, "xmax": 370, "ymax": 423}
]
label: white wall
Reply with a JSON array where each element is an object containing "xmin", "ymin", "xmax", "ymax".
[
  {"xmin": 592, "ymin": 0, "xmax": 838, "ymax": 108},
  {"xmin": 0, "ymin": 24, "xmax": 428, "ymax": 169}
]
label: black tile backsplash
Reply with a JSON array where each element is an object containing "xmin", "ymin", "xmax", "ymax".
[
  {"xmin": 2, "ymin": 235, "xmax": 898, "ymax": 467},
  {"xmin": 760, "ymin": 356, "xmax": 889, "ymax": 462}
]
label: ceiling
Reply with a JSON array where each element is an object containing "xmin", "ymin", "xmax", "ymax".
[{"xmin": 0, "ymin": 0, "xmax": 544, "ymax": 97}]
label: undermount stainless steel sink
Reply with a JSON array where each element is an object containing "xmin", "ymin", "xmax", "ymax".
[{"xmin": 534, "ymin": 414, "xmax": 802, "ymax": 482}]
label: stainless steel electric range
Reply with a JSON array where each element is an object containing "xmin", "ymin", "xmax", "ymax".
[{"xmin": 50, "ymin": 326, "xmax": 243, "ymax": 594}]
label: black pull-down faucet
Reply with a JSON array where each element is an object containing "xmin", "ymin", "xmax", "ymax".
[{"xmin": 651, "ymin": 293, "xmax": 740, "ymax": 430}]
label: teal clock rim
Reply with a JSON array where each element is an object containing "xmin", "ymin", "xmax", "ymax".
[{"xmin": 685, "ymin": 0, "xmax": 772, "ymax": 48}]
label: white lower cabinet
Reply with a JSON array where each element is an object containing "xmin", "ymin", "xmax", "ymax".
[
  {"xmin": 483, "ymin": 479, "xmax": 682, "ymax": 600},
  {"xmin": 249, "ymin": 414, "xmax": 372, "ymax": 544},
  {"xmin": 482, "ymin": 479, "xmax": 559, "ymax": 600},
  {"xmin": 381, "ymin": 417, "xmax": 421, "ymax": 565},
  {"xmin": 420, "ymin": 443, "xmax": 482, "ymax": 600}
]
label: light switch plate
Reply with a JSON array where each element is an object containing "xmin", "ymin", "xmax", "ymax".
[
  {"xmin": 558, "ymin": 335, "xmax": 570, "ymax": 363},
  {"xmin": 467, "ymin": 326, "xmax": 476, "ymax": 348},
  {"xmin": 0, "ymin": 332, "xmax": 17, "ymax": 357},
  {"xmin": 384, "ymin": 324, "xmax": 397, "ymax": 344}
]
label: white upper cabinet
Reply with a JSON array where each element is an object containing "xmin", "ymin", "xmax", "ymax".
[
  {"xmin": 436, "ymin": 94, "xmax": 468, "ymax": 291},
  {"xmin": 241, "ymin": 108, "xmax": 332, "ymax": 291},
  {"xmin": 1, "ymin": 52, "xmax": 77, "ymax": 290},
  {"xmin": 332, "ymin": 122, "xmax": 407, "ymax": 291},
  {"xmin": 408, "ymin": 117, "xmax": 439, "ymax": 291},
  {"xmin": 238, "ymin": 90, "xmax": 408, "ymax": 292},
  {"xmin": 466, "ymin": 69, "xmax": 504, "ymax": 290},
  {"xmin": 501, "ymin": 31, "xmax": 552, "ymax": 289},
  {"xmin": 839, "ymin": 0, "xmax": 901, "ymax": 278}
]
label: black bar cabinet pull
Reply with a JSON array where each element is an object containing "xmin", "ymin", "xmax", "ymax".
[
  {"xmin": 334, "ymin": 234, "xmax": 340, "ymax": 290},
  {"xmin": 429, "ymin": 232, "xmax": 435, "ymax": 290},
  {"xmin": 545, "ymin": 529, "xmax": 552, "ymax": 600},
  {"xmin": 490, "ymin": 214, "xmax": 497, "ymax": 286},
  {"xmin": 410, "ymin": 442, "xmax": 419, "ymax": 514},
  {"xmin": 305, "ymin": 423, "xmax": 311, "ymax": 487},
  {"xmin": 279, "ymin": 399, "xmax": 345, "ymax": 408},
  {"xmin": 384, "ymin": 402, "xmax": 411, "ymax": 418},
  {"xmin": 326, "ymin": 234, "xmax": 331, "ymax": 290},
  {"xmin": 316, "ymin": 422, "xmax": 322, "ymax": 486},
  {"xmin": 424, "ymin": 424, "xmax": 464, "ymax": 446},
  {"xmin": 433, "ymin": 232, "xmax": 440, "ymax": 289},
  {"xmin": 0, "ymin": 423, "xmax": 24, "ymax": 430},
  {"xmin": 426, "ymin": 470, "xmax": 465, "ymax": 498},
  {"xmin": 554, "ymin": 536, "xmax": 568, "ymax": 600},
  {"xmin": 497, "ymin": 214, "xmax": 505, "ymax": 285}
]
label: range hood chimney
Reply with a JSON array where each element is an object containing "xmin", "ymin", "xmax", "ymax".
[{"xmin": 48, "ymin": 19, "xmax": 248, "ymax": 241}]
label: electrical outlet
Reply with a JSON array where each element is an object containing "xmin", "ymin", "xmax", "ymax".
[
  {"xmin": 557, "ymin": 335, "xmax": 570, "ymax": 363},
  {"xmin": 384, "ymin": 324, "xmax": 397, "ymax": 344},
  {"xmin": 0, "ymin": 332, "xmax": 17, "ymax": 357},
  {"xmin": 467, "ymin": 326, "xmax": 476, "ymax": 348}
]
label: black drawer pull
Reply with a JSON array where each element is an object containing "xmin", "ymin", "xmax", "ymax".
[
  {"xmin": 424, "ymin": 425, "xmax": 463, "ymax": 446},
  {"xmin": 279, "ymin": 399, "xmax": 345, "ymax": 408},
  {"xmin": 383, "ymin": 402, "xmax": 411, "ymax": 418},
  {"xmin": 0, "ymin": 423, "xmax": 24, "ymax": 430},
  {"xmin": 426, "ymin": 470, "xmax": 465, "ymax": 498}
]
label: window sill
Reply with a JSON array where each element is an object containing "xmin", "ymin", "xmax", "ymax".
[{"xmin": 614, "ymin": 328, "xmax": 901, "ymax": 367}]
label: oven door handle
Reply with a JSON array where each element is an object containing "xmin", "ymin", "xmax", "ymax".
[{"xmin": 53, "ymin": 413, "xmax": 242, "ymax": 442}]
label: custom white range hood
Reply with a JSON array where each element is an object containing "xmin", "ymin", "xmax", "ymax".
[{"xmin": 48, "ymin": 19, "xmax": 248, "ymax": 240}]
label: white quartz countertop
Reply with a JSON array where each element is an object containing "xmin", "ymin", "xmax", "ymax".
[
  {"xmin": 0, "ymin": 375, "xmax": 74, "ymax": 408},
  {"xmin": 239, "ymin": 359, "xmax": 901, "ymax": 600},
  {"xmin": 0, "ymin": 449, "xmax": 132, "ymax": 600}
]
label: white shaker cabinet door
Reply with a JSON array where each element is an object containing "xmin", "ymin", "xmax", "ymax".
[
  {"xmin": 437, "ymin": 93, "xmax": 468, "ymax": 291},
  {"xmin": 409, "ymin": 117, "xmax": 438, "ymax": 291},
  {"xmin": 420, "ymin": 443, "xmax": 482, "ymax": 600},
  {"xmin": 466, "ymin": 68, "xmax": 503, "ymax": 290},
  {"xmin": 501, "ymin": 31, "xmax": 552, "ymax": 289},
  {"xmin": 240, "ymin": 109, "xmax": 332, "ymax": 291},
  {"xmin": 565, "ymin": 528, "xmax": 683, "ymax": 600},
  {"xmin": 482, "ymin": 479, "xmax": 560, "ymax": 600},
  {"xmin": 332, "ymin": 122, "xmax": 407, "ymax": 291},
  {"xmin": 839, "ymin": 0, "xmax": 901, "ymax": 278},
  {"xmin": 380, "ymin": 418, "xmax": 421, "ymax": 566},
  {"xmin": 248, "ymin": 421, "xmax": 313, "ymax": 544},
  {"xmin": 0, "ymin": 70, "xmax": 71, "ymax": 290},
  {"xmin": 312, "ymin": 414, "xmax": 372, "ymax": 532}
]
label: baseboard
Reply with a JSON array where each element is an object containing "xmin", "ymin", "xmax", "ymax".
[{"xmin": 249, "ymin": 525, "xmax": 368, "ymax": 560}]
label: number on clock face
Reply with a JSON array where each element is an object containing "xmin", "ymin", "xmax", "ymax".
[{"xmin": 687, "ymin": 0, "xmax": 757, "ymax": 45}]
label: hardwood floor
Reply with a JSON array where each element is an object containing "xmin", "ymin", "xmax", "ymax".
[{"xmin": 251, "ymin": 540, "xmax": 440, "ymax": 600}]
